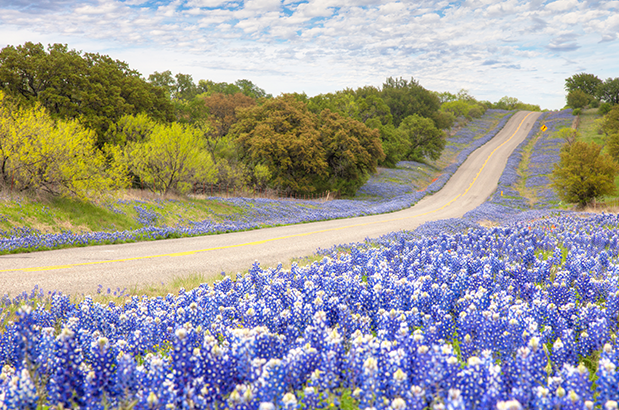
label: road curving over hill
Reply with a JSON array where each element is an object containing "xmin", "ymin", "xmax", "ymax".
[{"xmin": 0, "ymin": 111, "xmax": 542, "ymax": 296}]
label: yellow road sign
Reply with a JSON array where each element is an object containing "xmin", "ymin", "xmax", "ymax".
[{"xmin": 541, "ymin": 125, "xmax": 548, "ymax": 132}]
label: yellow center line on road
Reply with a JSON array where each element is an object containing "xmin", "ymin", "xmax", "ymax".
[{"xmin": 2, "ymin": 112, "xmax": 535, "ymax": 274}]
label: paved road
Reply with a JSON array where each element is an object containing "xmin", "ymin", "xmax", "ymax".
[{"xmin": 0, "ymin": 111, "xmax": 542, "ymax": 296}]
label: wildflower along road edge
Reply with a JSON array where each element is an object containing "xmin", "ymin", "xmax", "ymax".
[{"xmin": 0, "ymin": 111, "xmax": 542, "ymax": 296}]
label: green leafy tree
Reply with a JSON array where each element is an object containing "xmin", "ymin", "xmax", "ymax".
[
  {"xmin": 566, "ymin": 89, "xmax": 590, "ymax": 109},
  {"xmin": 598, "ymin": 78, "xmax": 619, "ymax": 105},
  {"xmin": 317, "ymin": 109, "xmax": 384, "ymax": 195},
  {"xmin": 356, "ymin": 93, "xmax": 393, "ymax": 125},
  {"xmin": 198, "ymin": 80, "xmax": 242, "ymax": 96},
  {"xmin": 307, "ymin": 91, "xmax": 359, "ymax": 119},
  {"xmin": 307, "ymin": 88, "xmax": 394, "ymax": 127},
  {"xmin": 437, "ymin": 89, "xmax": 484, "ymax": 124},
  {"xmin": 186, "ymin": 92, "xmax": 256, "ymax": 160},
  {"xmin": 147, "ymin": 70, "xmax": 176, "ymax": 97},
  {"xmin": 147, "ymin": 71, "xmax": 199, "ymax": 101},
  {"xmin": 565, "ymin": 73, "xmax": 602, "ymax": 96},
  {"xmin": 600, "ymin": 102, "xmax": 613, "ymax": 116},
  {"xmin": 494, "ymin": 96, "xmax": 521, "ymax": 110},
  {"xmin": 175, "ymin": 73, "xmax": 198, "ymax": 101},
  {"xmin": 195, "ymin": 79, "xmax": 270, "ymax": 99},
  {"xmin": 456, "ymin": 89, "xmax": 477, "ymax": 103},
  {"xmin": 435, "ymin": 91, "xmax": 458, "ymax": 104},
  {"xmin": 551, "ymin": 140, "xmax": 619, "ymax": 207},
  {"xmin": 231, "ymin": 95, "xmax": 383, "ymax": 195},
  {"xmin": 380, "ymin": 77, "xmax": 441, "ymax": 127},
  {"xmin": 493, "ymin": 96, "xmax": 540, "ymax": 111},
  {"xmin": 305, "ymin": 88, "xmax": 400, "ymax": 167},
  {"xmin": 397, "ymin": 114, "xmax": 446, "ymax": 161},
  {"xmin": 366, "ymin": 120, "xmax": 408, "ymax": 167},
  {"xmin": 234, "ymin": 79, "xmax": 271, "ymax": 99}
]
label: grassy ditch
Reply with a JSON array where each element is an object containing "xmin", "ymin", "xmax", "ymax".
[{"xmin": 0, "ymin": 190, "xmax": 246, "ymax": 238}]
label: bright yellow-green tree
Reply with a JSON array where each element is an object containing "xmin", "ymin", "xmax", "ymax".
[
  {"xmin": 121, "ymin": 122, "xmax": 217, "ymax": 195},
  {"xmin": 551, "ymin": 140, "xmax": 619, "ymax": 207},
  {"xmin": 0, "ymin": 91, "xmax": 128, "ymax": 198}
]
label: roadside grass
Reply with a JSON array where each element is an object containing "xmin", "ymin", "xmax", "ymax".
[
  {"xmin": 0, "ymin": 193, "xmax": 140, "ymax": 234},
  {"xmin": 0, "ymin": 190, "xmax": 247, "ymax": 238},
  {"xmin": 578, "ymin": 108, "xmax": 605, "ymax": 147},
  {"xmin": 516, "ymin": 129, "xmax": 543, "ymax": 207}
]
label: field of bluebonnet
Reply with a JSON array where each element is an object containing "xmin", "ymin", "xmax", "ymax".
[
  {"xmin": 7, "ymin": 108, "xmax": 619, "ymax": 409},
  {"xmin": 0, "ymin": 110, "xmax": 512, "ymax": 254},
  {"xmin": 4, "ymin": 212, "xmax": 619, "ymax": 408}
]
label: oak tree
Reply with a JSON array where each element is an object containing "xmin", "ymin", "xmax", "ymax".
[
  {"xmin": 232, "ymin": 95, "xmax": 328, "ymax": 194},
  {"xmin": 231, "ymin": 95, "xmax": 384, "ymax": 195},
  {"xmin": 380, "ymin": 77, "xmax": 441, "ymax": 127},
  {"xmin": 566, "ymin": 89, "xmax": 590, "ymax": 109},
  {"xmin": 599, "ymin": 78, "xmax": 619, "ymax": 105},
  {"xmin": 398, "ymin": 114, "xmax": 446, "ymax": 161},
  {"xmin": 565, "ymin": 73, "xmax": 602, "ymax": 97},
  {"xmin": 318, "ymin": 109, "xmax": 384, "ymax": 195}
]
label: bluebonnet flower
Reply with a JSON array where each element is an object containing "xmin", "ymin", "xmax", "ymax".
[
  {"xmin": 0, "ymin": 367, "xmax": 38, "ymax": 409},
  {"xmin": 85, "ymin": 336, "xmax": 118, "ymax": 407},
  {"xmin": 47, "ymin": 327, "xmax": 86, "ymax": 408}
]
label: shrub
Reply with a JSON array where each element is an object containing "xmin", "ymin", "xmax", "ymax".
[
  {"xmin": 606, "ymin": 132, "xmax": 619, "ymax": 163},
  {"xmin": 601, "ymin": 105, "xmax": 619, "ymax": 135},
  {"xmin": 556, "ymin": 127, "xmax": 579, "ymax": 144},
  {"xmin": 572, "ymin": 108, "xmax": 581, "ymax": 116},
  {"xmin": 551, "ymin": 140, "xmax": 619, "ymax": 207},
  {"xmin": 599, "ymin": 102, "xmax": 612, "ymax": 115},
  {"xmin": 440, "ymin": 100, "xmax": 471, "ymax": 119},
  {"xmin": 468, "ymin": 105, "xmax": 482, "ymax": 118}
]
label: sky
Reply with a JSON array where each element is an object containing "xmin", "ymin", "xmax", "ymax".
[{"xmin": 1, "ymin": 0, "xmax": 618, "ymax": 110}]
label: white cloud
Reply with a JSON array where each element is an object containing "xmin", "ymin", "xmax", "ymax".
[
  {"xmin": 545, "ymin": 0, "xmax": 580, "ymax": 11},
  {"xmin": 187, "ymin": 0, "xmax": 232, "ymax": 7}
]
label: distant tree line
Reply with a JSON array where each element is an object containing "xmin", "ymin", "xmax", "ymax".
[{"xmin": 0, "ymin": 41, "xmax": 540, "ymax": 200}]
